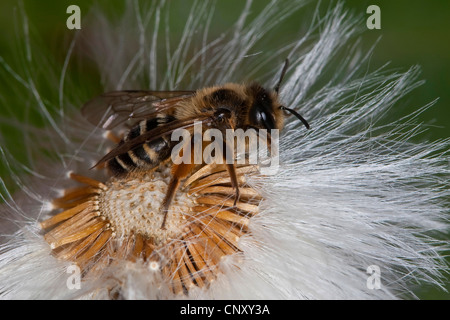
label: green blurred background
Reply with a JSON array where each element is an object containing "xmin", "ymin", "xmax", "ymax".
[{"xmin": 0, "ymin": 0, "xmax": 448, "ymax": 299}]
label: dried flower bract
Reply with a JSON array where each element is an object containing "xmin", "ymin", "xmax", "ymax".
[{"xmin": 41, "ymin": 162, "xmax": 260, "ymax": 296}]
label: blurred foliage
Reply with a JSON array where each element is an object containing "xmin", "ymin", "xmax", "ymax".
[{"xmin": 0, "ymin": 0, "xmax": 448, "ymax": 299}]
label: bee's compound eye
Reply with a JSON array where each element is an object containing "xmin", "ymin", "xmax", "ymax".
[
  {"xmin": 256, "ymin": 110, "xmax": 268, "ymax": 123},
  {"xmin": 251, "ymin": 107, "xmax": 276, "ymax": 130},
  {"xmin": 248, "ymin": 85, "xmax": 276, "ymax": 130}
]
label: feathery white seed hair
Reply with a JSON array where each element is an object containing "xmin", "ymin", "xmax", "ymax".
[{"xmin": 0, "ymin": 0, "xmax": 449, "ymax": 299}]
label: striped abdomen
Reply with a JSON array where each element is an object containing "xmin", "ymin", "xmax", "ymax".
[{"xmin": 107, "ymin": 116, "xmax": 174, "ymax": 176}]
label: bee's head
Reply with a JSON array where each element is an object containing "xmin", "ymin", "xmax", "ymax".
[
  {"xmin": 247, "ymin": 83, "xmax": 280, "ymax": 131},
  {"xmin": 248, "ymin": 59, "xmax": 310, "ymax": 131}
]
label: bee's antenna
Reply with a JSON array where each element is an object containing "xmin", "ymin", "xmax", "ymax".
[
  {"xmin": 280, "ymin": 106, "xmax": 310, "ymax": 130},
  {"xmin": 274, "ymin": 59, "xmax": 289, "ymax": 94}
]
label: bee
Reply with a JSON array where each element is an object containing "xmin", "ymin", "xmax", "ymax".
[{"xmin": 82, "ymin": 59, "xmax": 309, "ymax": 229}]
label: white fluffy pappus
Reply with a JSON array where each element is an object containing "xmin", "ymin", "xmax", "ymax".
[{"xmin": 0, "ymin": 0, "xmax": 449, "ymax": 300}]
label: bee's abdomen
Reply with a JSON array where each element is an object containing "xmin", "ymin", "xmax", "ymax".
[{"xmin": 107, "ymin": 117, "xmax": 173, "ymax": 176}]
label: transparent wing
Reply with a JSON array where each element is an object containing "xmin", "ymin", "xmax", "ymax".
[
  {"xmin": 93, "ymin": 115, "xmax": 214, "ymax": 167},
  {"xmin": 81, "ymin": 90, "xmax": 195, "ymax": 130}
]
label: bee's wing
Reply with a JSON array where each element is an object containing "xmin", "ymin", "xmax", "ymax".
[
  {"xmin": 81, "ymin": 90, "xmax": 195, "ymax": 130},
  {"xmin": 93, "ymin": 115, "xmax": 214, "ymax": 167}
]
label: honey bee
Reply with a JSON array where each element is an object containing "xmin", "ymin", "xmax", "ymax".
[{"xmin": 82, "ymin": 60, "xmax": 309, "ymax": 229}]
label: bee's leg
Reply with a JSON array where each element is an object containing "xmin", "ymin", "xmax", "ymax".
[
  {"xmin": 160, "ymin": 175, "xmax": 179, "ymax": 230},
  {"xmin": 226, "ymin": 163, "xmax": 240, "ymax": 206},
  {"xmin": 161, "ymin": 136, "xmax": 197, "ymax": 229},
  {"xmin": 160, "ymin": 163, "xmax": 195, "ymax": 230},
  {"xmin": 223, "ymin": 139, "xmax": 240, "ymax": 206}
]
